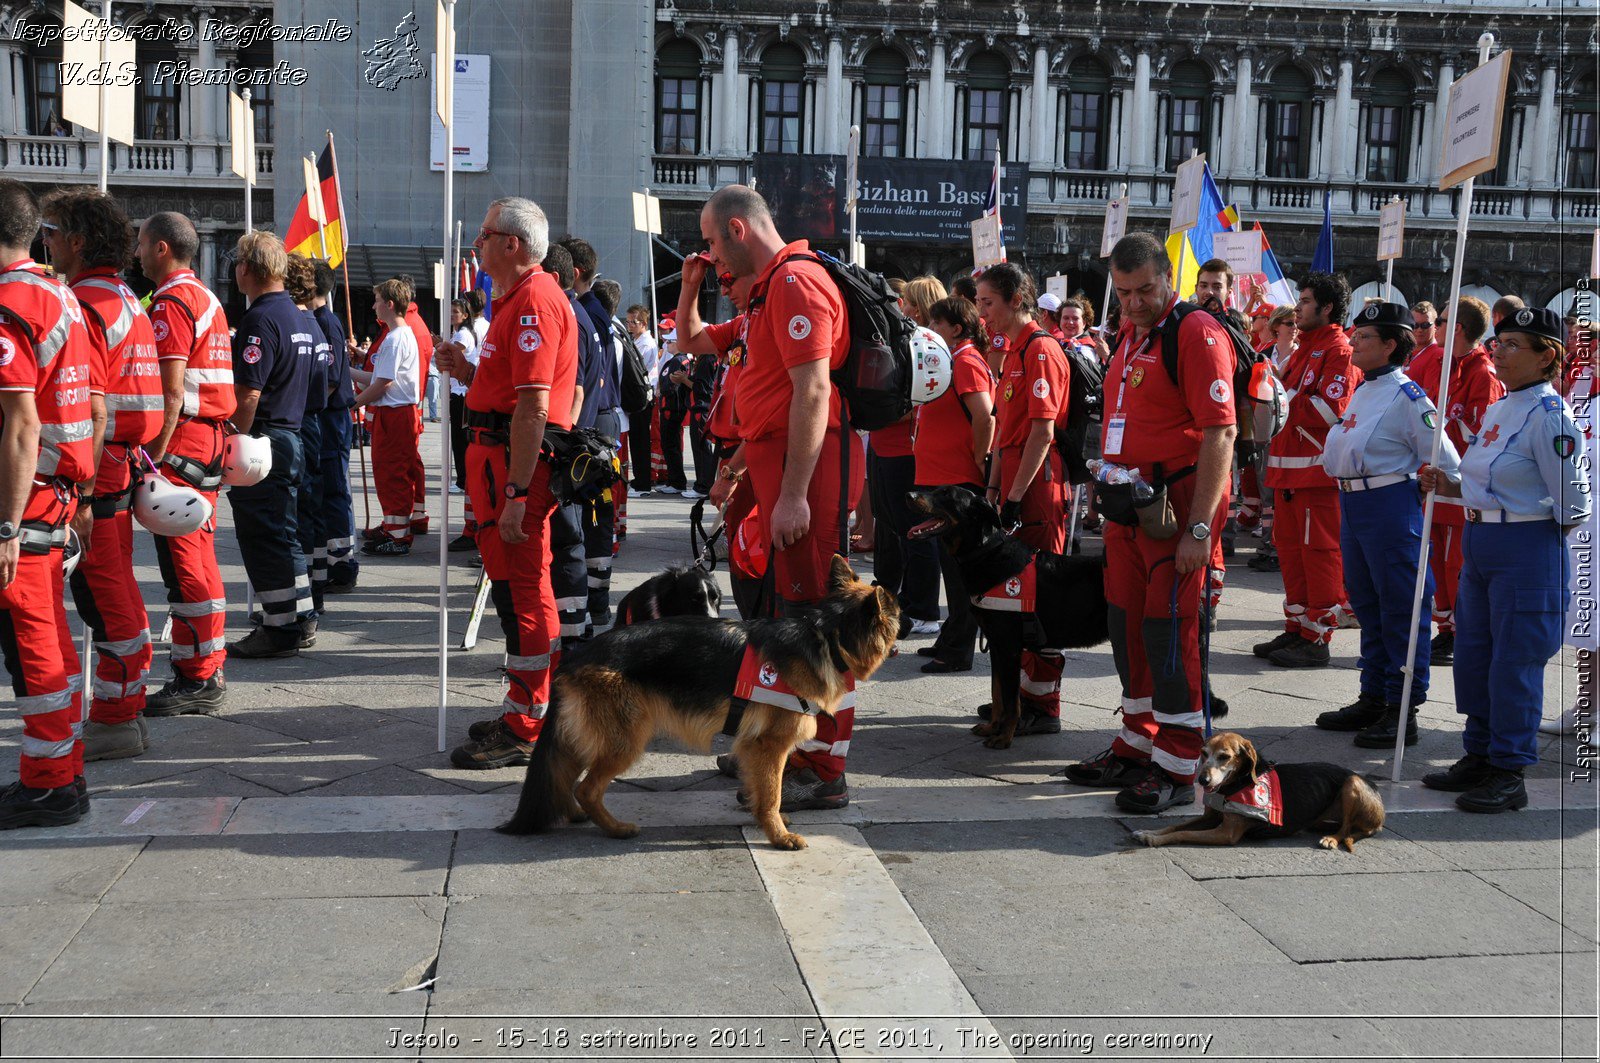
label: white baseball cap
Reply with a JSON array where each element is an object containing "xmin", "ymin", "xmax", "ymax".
[{"xmin": 1037, "ymin": 293, "xmax": 1063, "ymax": 313}]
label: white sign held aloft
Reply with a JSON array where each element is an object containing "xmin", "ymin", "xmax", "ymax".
[
  {"xmin": 1438, "ymin": 50, "xmax": 1513, "ymax": 190},
  {"xmin": 631, "ymin": 191, "xmax": 662, "ymax": 235},
  {"xmin": 1046, "ymin": 275, "xmax": 1070, "ymax": 303},
  {"xmin": 1099, "ymin": 196, "xmax": 1129, "ymax": 258},
  {"xmin": 434, "ymin": 0, "xmax": 453, "ymax": 125},
  {"xmin": 1169, "ymin": 154, "xmax": 1208, "ymax": 234},
  {"xmin": 429, "ymin": 54, "xmax": 490, "ymax": 171},
  {"xmin": 1211, "ymin": 230, "xmax": 1263, "ymax": 276},
  {"xmin": 228, "ymin": 91, "xmax": 257, "ymax": 182},
  {"xmin": 1377, "ymin": 199, "xmax": 1407, "ymax": 262},
  {"xmin": 302, "ymin": 155, "xmax": 326, "ymax": 225},
  {"xmin": 971, "ymin": 214, "xmax": 1005, "ymax": 269},
  {"xmin": 61, "ymin": 0, "xmax": 134, "ymax": 146},
  {"xmin": 1591, "ymin": 228, "xmax": 1599, "ymax": 280}
]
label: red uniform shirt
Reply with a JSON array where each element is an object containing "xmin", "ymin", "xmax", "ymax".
[
  {"xmin": 465, "ymin": 265, "xmax": 577, "ymax": 428},
  {"xmin": 994, "ymin": 329, "xmax": 1069, "ymax": 451},
  {"xmin": 736, "ymin": 240, "xmax": 848, "ymax": 442},
  {"xmin": 703, "ymin": 315, "xmax": 747, "ymax": 444},
  {"xmin": 71, "ymin": 267, "xmax": 162, "ymax": 445},
  {"xmin": 0, "ymin": 260, "xmax": 96, "ymax": 486},
  {"xmin": 1265, "ymin": 322, "xmax": 1357, "ymax": 489},
  {"xmin": 913, "ymin": 340, "xmax": 992, "ymax": 486},
  {"xmin": 1408, "ymin": 342, "xmax": 1502, "ymax": 453},
  {"xmin": 870, "ymin": 420, "xmax": 915, "ymax": 458},
  {"xmin": 1101, "ymin": 300, "xmax": 1237, "ymax": 473},
  {"xmin": 148, "ymin": 267, "xmax": 236, "ymax": 421}
]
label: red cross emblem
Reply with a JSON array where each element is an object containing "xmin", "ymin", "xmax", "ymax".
[
  {"xmin": 1342, "ymin": 414, "xmax": 1356, "ymax": 432},
  {"xmin": 1481, "ymin": 424, "xmax": 1501, "ymax": 445}
]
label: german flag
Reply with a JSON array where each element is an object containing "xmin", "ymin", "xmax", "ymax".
[{"xmin": 286, "ymin": 139, "xmax": 346, "ymax": 268}]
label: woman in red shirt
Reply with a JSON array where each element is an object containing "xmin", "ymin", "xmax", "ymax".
[
  {"xmin": 914, "ymin": 296, "xmax": 995, "ymax": 672},
  {"xmin": 977, "ymin": 263, "xmax": 1070, "ymax": 553}
]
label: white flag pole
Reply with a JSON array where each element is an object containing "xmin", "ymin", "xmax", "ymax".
[
  {"xmin": 1392, "ymin": 33, "xmax": 1497, "ymax": 781},
  {"xmin": 1101, "ymin": 182, "xmax": 1128, "ymax": 333},
  {"xmin": 644, "ymin": 187, "xmax": 660, "ymax": 339},
  {"xmin": 96, "ymin": 0, "xmax": 109, "ymax": 191},
  {"xmin": 435, "ymin": 0, "xmax": 457, "ymax": 754},
  {"xmin": 1384, "ymin": 196, "xmax": 1399, "ymax": 301},
  {"xmin": 846, "ymin": 125, "xmax": 860, "ymax": 264},
  {"xmin": 241, "ymin": 89, "xmax": 254, "ymax": 234}
]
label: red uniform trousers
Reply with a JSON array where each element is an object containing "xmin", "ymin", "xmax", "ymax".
[
  {"xmin": 1107, "ymin": 475, "xmax": 1226, "ymax": 784},
  {"xmin": 3, "ymin": 490, "xmax": 84, "ymax": 789},
  {"xmin": 1429, "ymin": 502, "xmax": 1465, "ymax": 635},
  {"xmin": 467, "ymin": 443, "xmax": 560, "ymax": 743},
  {"xmin": 372, "ymin": 405, "xmax": 422, "ymax": 543},
  {"xmin": 70, "ymin": 443, "xmax": 151, "ymax": 725},
  {"xmin": 1235, "ymin": 462, "xmax": 1264, "ymax": 528},
  {"xmin": 614, "ymin": 429, "xmax": 629, "ymax": 539},
  {"xmin": 746, "ymin": 427, "xmax": 864, "ymax": 781},
  {"xmin": 999, "ymin": 446, "xmax": 1068, "ymax": 717},
  {"xmin": 1272, "ymin": 485, "xmax": 1344, "ymax": 645},
  {"xmin": 153, "ymin": 419, "xmax": 226, "ymax": 681}
]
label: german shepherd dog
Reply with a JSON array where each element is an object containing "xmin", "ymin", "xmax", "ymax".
[
  {"xmin": 500, "ymin": 556, "xmax": 899, "ymax": 850},
  {"xmin": 908, "ymin": 485, "xmax": 1110, "ymax": 749}
]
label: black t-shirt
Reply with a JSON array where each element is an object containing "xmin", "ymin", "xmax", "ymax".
[
  {"xmin": 233, "ymin": 290, "xmax": 313, "ymax": 431},
  {"xmin": 313, "ymin": 304, "xmax": 353, "ymax": 409},
  {"xmin": 578, "ymin": 290, "xmax": 620, "ymax": 411},
  {"xmin": 300, "ymin": 308, "xmax": 330, "ymax": 416},
  {"xmin": 569, "ymin": 291, "xmax": 605, "ymax": 429}
]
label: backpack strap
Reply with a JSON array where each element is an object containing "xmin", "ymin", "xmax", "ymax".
[{"xmin": 1157, "ymin": 301, "xmax": 1200, "ymax": 386}]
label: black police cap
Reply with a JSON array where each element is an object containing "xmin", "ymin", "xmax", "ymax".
[
  {"xmin": 1495, "ymin": 305, "xmax": 1564, "ymax": 345},
  {"xmin": 1353, "ymin": 301, "xmax": 1413, "ymax": 331}
]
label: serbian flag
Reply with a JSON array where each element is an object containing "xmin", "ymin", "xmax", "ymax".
[{"xmin": 285, "ymin": 140, "xmax": 345, "ymax": 268}]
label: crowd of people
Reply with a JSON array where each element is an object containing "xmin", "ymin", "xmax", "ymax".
[{"xmin": 0, "ymin": 173, "xmax": 1591, "ymax": 831}]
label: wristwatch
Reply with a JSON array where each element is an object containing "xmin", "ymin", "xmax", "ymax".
[
  {"xmin": 504, "ymin": 483, "xmax": 529, "ymax": 500},
  {"xmin": 0, "ymin": 521, "xmax": 17, "ymax": 542},
  {"xmin": 1188, "ymin": 520, "xmax": 1211, "ymax": 541}
]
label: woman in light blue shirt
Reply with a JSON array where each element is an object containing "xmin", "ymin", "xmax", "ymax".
[
  {"xmin": 1419, "ymin": 307, "xmax": 1591, "ymax": 813},
  {"xmin": 1318, "ymin": 302, "xmax": 1460, "ymax": 748}
]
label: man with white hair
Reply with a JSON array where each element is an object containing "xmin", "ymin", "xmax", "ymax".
[{"xmin": 435, "ymin": 197, "xmax": 579, "ymax": 768}]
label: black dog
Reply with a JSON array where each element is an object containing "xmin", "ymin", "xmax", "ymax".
[
  {"xmin": 614, "ymin": 565, "xmax": 722, "ymax": 627},
  {"xmin": 909, "ymin": 485, "xmax": 1109, "ymax": 748}
]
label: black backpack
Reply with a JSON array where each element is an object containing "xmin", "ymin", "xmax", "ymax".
[
  {"xmin": 614, "ymin": 322, "xmax": 653, "ymax": 414},
  {"xmin": 1156, "ymin": 302, "xmax": 1262, "ymax": 396},
  {"xmin": 1017, "ymin": 329, "xmax": 1105, "ymax": 486},
  {"xmin": 768, "ymin": 251, "xmax": 915, "ymax": 432}
]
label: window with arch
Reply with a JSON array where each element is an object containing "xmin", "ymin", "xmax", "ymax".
[
  {"xmin": 1365, "ymin": 68, "xmax": 1413, "ymax": 182},
  {"xmin": 759, "ymin": 43, "xmax": 806, "ymax": 154},
  {"xmin": 237, "ymin": 45, "xmax": 274, "ymax": 144},
  {"xmin": 655, "ymin": 40, "xmax": 701, "ymax": 154},
  {"xmin": 1566, "ymin": 71, "xmax": 1597, "ymax": 189},
  {"xmin": 966, "ymin": 52, "xmax": 1009, "ymax": 160},
  {"xmin": 1065, "ymin": 56, "xmax": 1110, "ymax": 170},
  {"xmin": 136, "ymin": 44, "xmax": 181, "ymax": 140},
  {"xmin": 24, "ymin": 44, "xmax": 71, "ymax": 136},
  {"xmin": 1165, "ymin": 61, "xmax": 1210, "ymax": 170},
  {"xmin": 1265, "ymin": 64, "xmax": 1312, "ymax": 178},
  {"xmin": 862, "ymin": 48, "xmax": 908, "ymax": 158}
]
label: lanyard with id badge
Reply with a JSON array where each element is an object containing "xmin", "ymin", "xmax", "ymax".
[{"xmin": 1104, "ymin": 305, "xmax": 1174, "ymax": 457}]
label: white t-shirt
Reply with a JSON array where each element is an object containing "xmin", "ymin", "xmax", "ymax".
[
  {"xmin": 447, "ymin": 326, "xmax": 479, "ymax": 397},
  {"xmin": 472, "ymin": 315, "xmax": 490, "ymax": 348},
  {"xmin": 372, "ymin": 326, "xmax": 420, "ymax": 407},
  {"xmin": 635, "ymin": 331, "xmax": 661, "ymax": 379}
]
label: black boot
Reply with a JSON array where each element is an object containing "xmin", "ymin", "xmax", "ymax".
[
  {"xmin": 1252, "ymin": 631, "xmax": 1299, "ymax": 659},
  {"xmin": 1456, "ymin": 766, "xmax": 1528, "ymax": 813},
  {"xmin": 1430, "ymin": 631, "xmax": 1455, "ymax": 664},
  {"xmin": 1422, "ymin": 752, "xmax": 1493, "ymax": 792},
  {"xmin": 1316, "ymin": 693, "xmax": 1386, "ymax": 732},
  {"xmin": 1354, "ymin": 705, "xmax": 1418, "ymax": 748},
  {"xmin": 1269, "ymin": 638, "xmax": 1331, "ymax": 669}
]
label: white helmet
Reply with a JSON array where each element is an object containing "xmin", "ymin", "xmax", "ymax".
[
  {"xmin": 62, "ymin": 527, "xmax": 82, "ymax": 579},
  {"xmin": 909, "ymin": 327, "xmax": 953, "ymax": 405},
  {"xmin": 133, "ymin": 475, "xmax": 213, "ymax": 537},
  {"xmin": 222, "ymin": 432, "xmax": 271, "ymax": 486}
]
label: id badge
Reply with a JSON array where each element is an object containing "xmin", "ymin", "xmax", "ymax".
[{"xmin": 1104, "ymin": 415, "xmax": 1127, "ymax": 455}]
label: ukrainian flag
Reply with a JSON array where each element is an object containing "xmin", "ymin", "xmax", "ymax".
[{"xmin": 1165, "ymin": 163, "xmax": 1232, "ymax": 300}]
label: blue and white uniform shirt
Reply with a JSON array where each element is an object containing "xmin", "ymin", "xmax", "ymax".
[
  {"xmin": 1459, "ymin": 382, "xmax": 1593, "ymax": 526},
  {"xmin": 1322, "ymin": 365, "xmax": 1461, "ymax": 481}
]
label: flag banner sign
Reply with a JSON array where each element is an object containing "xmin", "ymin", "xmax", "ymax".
[
  {"xmin": 1170, "ymin": 154, "xmax": 1208, "ymax": 234},
  {"xmin": 753, "ymin": 154, "xmax": 1026, "ymax": 246},
  {"xmin": 1377, "ymin": 199, "xmax": 1407, "ymax": 262},
  {"xmin": 1439, "ymin": 51, "xmax": 1513, "ymax": 190},
  {"xmin": 1212, "ymin": 229, "xmax": 1263, "ymax": 275},
  {"xmin": 1046, "ymin": 275, "xmax": 1071, "ymax": 303},
  {"xmin": 1100, "ymin": 196, "xmax": 1129, "ymax": 258},
  {"xmin": 430, "ymin": 53, "xmax": 491, "ymax": 171},
  {"xmin": 971, "ymin": 213, "xmax": 1006, "ymax": 269}
]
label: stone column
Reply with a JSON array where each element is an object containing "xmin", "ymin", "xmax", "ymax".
[
  {"xmin": 1329, "ymin": 52, "xmax": 1355, "ymax": 179},
  {"xmin": 1529, "ymin": 59, "xmax": 1559, "ymax": 188},
  {"xmin": 927, "ymin": 34, "xmax": 948, "ymax": 158},
  {"xmin": 1030, "ymin": 41, "xmax": 1052, "ymax": 166},
  {"xmin": 0, "ymin": 44, "xmax": 23, "ymax": 135},
  {"xmin": 824, "ymin": 31, "xmax": 844, "ymax": 155},
  {"xmin": 1232, "ymin": 47, "xmax": 1256, "ymax": 178},
  {"xmin": 1423, "ymin": 59, "xmax": 1455, "ymax": 184},
  {"xmin": 194, "ymin": 6, "xmax": 217, "ymax": 141},
  {"xmin": 1130, "ymin": 46, "xmax": 1153, "ymax": 172},
  {"xmin": 719, "ymin": 25, "xmax": 739, "ymax": 155}
]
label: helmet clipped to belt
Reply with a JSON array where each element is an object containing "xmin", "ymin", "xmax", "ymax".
[
  {"xmin": 222, "ymin": 432, "xmax": 271, "ymax": 487},
  {"xmin": 909, "ymin": 327, "xmax": 953, "ymax": 405},
  {"xmin": 133, "ymin": 473, "xmax": 212, "ymax": 536}
]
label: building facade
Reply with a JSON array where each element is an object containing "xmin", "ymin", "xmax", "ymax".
[{"xmin": 651, "ymin": 0, "xmax": 1598, "ymax": 315}]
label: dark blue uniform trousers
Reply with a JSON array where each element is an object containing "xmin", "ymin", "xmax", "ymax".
[
  {"xmin": 1455, "ymin": 521, "xmax": 1569, "ymax": 768},
  {"xmin": 296, "ymin": 413, "xmax": 325, "ymax": 612},
  {"xmin": 230, "ymin": 426, "xmax": 312, "ymax": 630},
  {"xmin": 1339, "ymin": 480, "xmax": 1432, "ymax": 707},
  {"xmin": 319, "ymin": 407, "xmax": 358, "ymax": 586}
]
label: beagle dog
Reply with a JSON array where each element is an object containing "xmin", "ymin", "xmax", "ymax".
[{"xmin": 1130, "ymin": 732, "xmax": 1385, "ymax": 852}]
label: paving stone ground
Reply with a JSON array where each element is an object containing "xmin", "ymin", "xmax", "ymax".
[{"xmin": 0, "ymin": 423, "xmax": 1595, "ymax": 1061}]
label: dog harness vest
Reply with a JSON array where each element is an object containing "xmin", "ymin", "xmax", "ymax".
[
  {"xmin": 1205, "ymin": 768, "xmax": 1286, "ymax": 827},
  {"xmin": 723, "ymin": 646, "xmax": 856, "ymax": 736},
  {"xmin": 972, "ymin": 557, "xmax": 1038, "ymax": 612}
]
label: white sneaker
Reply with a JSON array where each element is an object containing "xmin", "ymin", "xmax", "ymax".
[
  {"xmin": 1539, "ymin": 706, "xmax": 1578, "ymax": 736},
  {"xmin": 655, "ymin": 485, "xmax": 681, "ymax": 495},
  {"xmin": 682, "ymin": 489, "xmax": 705, "ymax": 500},
  {"xmin": 909, "ymin": 619, "xmax": 941, "ymax": 636},
  {"xmin": 448, "ymin": 484, "xmax": 464, "ymax": 495}
]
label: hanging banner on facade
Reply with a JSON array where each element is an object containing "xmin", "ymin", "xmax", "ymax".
[
  {"xmin": 752, "ymin": 154, "xmax": 1026, "ymax": 246},
  {"xmin": 429, "ymin": 53, "xmax": 490, "ymax": 171}
]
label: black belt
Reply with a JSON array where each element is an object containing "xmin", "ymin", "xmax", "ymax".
[
  {"xmin": 89, "ymin": 489, "xmax": 134, "ymax": 519},
  {"xmin": 19, "ymin": 520, "xmax": 68, "ymax": 555},
  {"xmin": 464, "ymin": 408, "xmax": 511, "ymax": 432}
]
